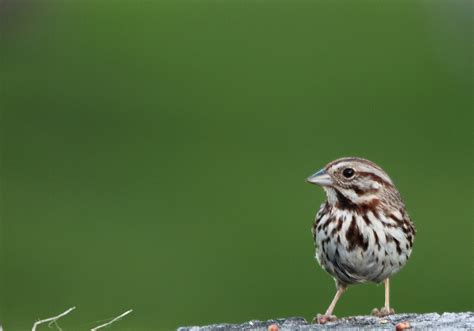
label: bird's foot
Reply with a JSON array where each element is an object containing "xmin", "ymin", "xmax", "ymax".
[
  {"xmin": 371, "ymin": 307, "xmax": 395, "ymax": 317},
  {"xmin": 312, "ymin": 314, "xmax": 337, "ymax": 324}
]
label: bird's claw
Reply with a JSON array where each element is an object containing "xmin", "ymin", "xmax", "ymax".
[
  {"xmin": 312, "ymin": 314, "xmax": 337, "ymax": 324},
  {"xmin": 371, "ymin": 307, "xmax": 395, "ymax": 317}
]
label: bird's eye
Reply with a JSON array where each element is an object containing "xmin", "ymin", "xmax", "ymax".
[{"xmin": 342, "ymin": 168, "xmax": 355, "ymax": 178}]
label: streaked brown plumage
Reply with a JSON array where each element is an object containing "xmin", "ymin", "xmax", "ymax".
[{"xmin": 307, "ymin": 157, "xmax": 415, "ymax": 324}]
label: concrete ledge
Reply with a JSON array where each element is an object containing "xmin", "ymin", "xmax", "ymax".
[{"xmin": 178, "ymin": 312, "xmax": 474, "ymax": 330}]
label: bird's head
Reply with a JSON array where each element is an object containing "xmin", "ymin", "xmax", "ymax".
[{"xmin": 307, "ymin": 157, "xmax": 400, "ymax": 208}]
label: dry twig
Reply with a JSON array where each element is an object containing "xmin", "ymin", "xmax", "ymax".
[
  {"xmin": 90, "ymin": 309, "xmax": 133, "ymax": 331},
  {"xmin": 31, "ymin": 307, "xmax": 76, "ymax": 331}
]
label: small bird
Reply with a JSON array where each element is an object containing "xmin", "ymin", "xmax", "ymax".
[{"xmin": 307, "ymin": 157, "xmax": 415, "ymax": 324}]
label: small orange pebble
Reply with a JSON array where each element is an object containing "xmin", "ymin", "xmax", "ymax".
[
  {"xmin": 395, "ymin": 321, "xmax": 411, "ymax": 331},
  {"xmin": 268, "ymin": 323, "xmax": 279, "ymax": 331}
]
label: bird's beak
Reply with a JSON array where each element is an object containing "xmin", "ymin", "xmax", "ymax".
[{"xmin": 307, "ymin": 168, "xmax": 333, "ymax": 186}]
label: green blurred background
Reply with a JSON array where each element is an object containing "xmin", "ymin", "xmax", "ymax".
[{"xmin": 1, "ymin": 0, "xmax": 472, "ymax": 330}]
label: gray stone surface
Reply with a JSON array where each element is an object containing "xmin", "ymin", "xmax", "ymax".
[{"xmin": 178, "ymin": 312, "xmax": 474, "ymax": 330}]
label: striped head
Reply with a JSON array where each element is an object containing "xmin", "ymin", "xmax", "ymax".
[{"xmin": 307, "ymin": 157, "xmax": 403, "ymax": 210}]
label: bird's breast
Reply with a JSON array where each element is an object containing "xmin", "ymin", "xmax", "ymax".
[{"xmin": 313, "ymin": 208, "xmax": 413, "ymax": 284}]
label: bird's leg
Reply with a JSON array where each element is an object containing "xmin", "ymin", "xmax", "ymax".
[
  {"xmin": 371, "ymin": 278, "xmax": 395, "ymax": 317},
  {"xmin": 313, "ymin": 285, "xmax": 346, "ymax": 324},
  {"xmin": 384, "ymin": 278, "xmax": 391, "ymax": 312}
]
